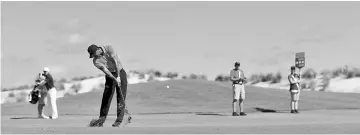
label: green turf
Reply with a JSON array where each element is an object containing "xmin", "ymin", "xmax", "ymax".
[{"xmin": 2, "ymin": 80, "xmax": 360, "ymax": 116}]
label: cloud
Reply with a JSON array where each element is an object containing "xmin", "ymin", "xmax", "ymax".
[
  {"xmin": 46, "ymin": 18, "xmax": 95, "ymax": 54},
  {"xmin": 3, "ymin": 56, "xmax": 35, "ymax": 64},
  {"xmin": 293, "ymin": 25, "xmax": 344, "ymax": 45},
  {"xmin": 202, "ymin": 51, "xmax": 226, "ymax": 60},
  {"xmin": 127, "ymin": 58, "xmax": 145, "ymax": 64},
  {"xmin": 45, "ymin": 66, "xmax": 67, "ymax": 75},
  {"xmin": 68, "ymin": 33, "xmax": 87, "ymax": 45}
]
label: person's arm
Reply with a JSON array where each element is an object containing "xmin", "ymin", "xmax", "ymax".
[
  {"xmin": 288, "ymin": 75, "xmax": 297, "ymax": 84},
  {"xmin": 37, "ymin": 78, "xmax": 47, "ymax": 86},
  {"xmin": 240, "ymin": 70, "xmax": 247, "ymax": 82},
  {"xmin": 107, "ymin": 45, "xmax": 123, "ymax": 77},
  {"xmin": 99, "ymin": 66, "xmax": 118, "ymax": 82},
  {"xmin": 95, "ymin": 61, "xmax": 117, "ymax": 81},
  {"xmin": 296, "ymin": 74, "xmax": 301, "ymax": 82}
]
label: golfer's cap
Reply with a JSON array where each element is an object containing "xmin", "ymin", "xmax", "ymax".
[
  {"xmin": 43, "ymin": 67, "xmax": 50, "ymax": 72},
  {"xmin": 87, "ymin": 44, "xmax": 98, "ymax": 58},
  {"xmin": 235, "ymin": 62, "xmax": 240, "ymax": 65},
  {"xmin": 291, "ymin": 66, "xmax": 296, "ymax": 70}
]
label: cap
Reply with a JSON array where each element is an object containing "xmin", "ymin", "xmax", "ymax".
[
  {"xmin": 291, "ymin": 66, "xmax": 296, "ymax": 70},
  {"xmin": 43, "ymin": 67, "xmax": 50, "ymax": 72},
  {"xmin": 87, "ymin": 44, "xmax": 98, "ymax": 58},
  {"xmin": 235, "ymin": 62, "xmax": 240, "ymax": 66}
]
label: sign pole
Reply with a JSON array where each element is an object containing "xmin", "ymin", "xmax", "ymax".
[{"xmin": 295, "ymin": 52, "xmax": 305, "ymax": 90}]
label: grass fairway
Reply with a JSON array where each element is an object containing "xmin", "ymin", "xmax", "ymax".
[{"xmin": 2, "ymin": 80, "xmax": 360, "ymax": 134}]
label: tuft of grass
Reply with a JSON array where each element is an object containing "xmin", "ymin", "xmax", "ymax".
[
  {"xmin": 249, "ymin": 74, "xmax": 261, "ymax": 84},
  {"xmin": 346, "ymin": 68, "xmax": 360, "ymax": 79},
  {"xmin": 248, "ymin": 72, "xmax": 282, "ymax": 84},
  {"xmin": 270, "ymin": 72, "xmax": 282, "ymax": 84},
  {"xmin": 15, "ymin": 92, "xmax": 28, "ymax": 103},
  {"xmin": 8, "ymin": 92, "xmax": 15, "ymax": 98},
  {"xmin": 301, "ymin": 68, "xmax": 317, "ymax": 79},
  {"xmin": 214, "ymin": 74, "xmax": 230, "ymax": 82},
  {"xmin": 71, "ymin": 83, "xmax": 82, "ymax": 93}
]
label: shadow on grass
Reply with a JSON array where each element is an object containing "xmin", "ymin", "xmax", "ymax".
[
  {"xmin": 10, "ymin": 117, "xmax": 40, "ymax": 120},
  {"xmin": 254, "ymin": 107, "xmax": 288, "ymax": 113},
  {"xmin": 195, "ymin": 113, "xmax": 228, "ymax": 116}
]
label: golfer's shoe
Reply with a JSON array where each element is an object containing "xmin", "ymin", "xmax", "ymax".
[
  {"xmin": 290, "ymin": 110, "xmax": 296, "ymax": 113},
  {"xmin": 239, "ymin": 112, "xmax": 247, "ymax": 116},
  {"xmin": 295, "ymin": 110, "xmax": 300, "ymax": 113},
  {"xmin": 232, "ymin": 112, "xmax": 240, "ymax": 116},
  {"xmin": 112, "ymin": 120, "xmax": 122, "ymax": 127},
  {"xmin": 88, "ymin": 118, "xmax": 105, "ymax": 127},
  {"xmin": 112, "ymin": 116, "xmax": 132, "ymax": 127},
  {"xmin": 38, "ymin": 114, "xmax": 50, "ymax": 119},
  {"xmin": 50, "ymin": 116, "xmax": 58, "ymax": 119}
]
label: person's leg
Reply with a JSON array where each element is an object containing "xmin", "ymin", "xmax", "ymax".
[
  {"xmin": 114, "ymin": 70, "xmax": 128, "ymax": 126},
  {"xmin": 48, "ymin": 88, "xmax": 58, "ymax": 119},
  {"xmin": 232, "ymin": 99, "xmax": 238, "ymax": 113},
  {"xmin": 232, "ymin": 84, "xmax": 240, "ymax": 116},
  {"xmin": 290, "ymin": 91, "xmax": 296, "ymax": 113},
  {"xmin": 100, "ymin": 76, "xmax": 116, "ymax": 119},
  {"xmin": 294, "ymin": 92, "xmax": 300, "ymax": 113},
  {"xmin": 239, "ymin": 85, "xmax": 246, "ymax": 116},
  {"xmin": 38, "ymin": 90, "xmax": 49, "ymax": 119},
  {"xmin": 239, "ymin": 99, "xmax": 244, "ymax": 112},
  {"xmin": 90, "ymin": 76, "xmax": 116, "ymax": 127}
]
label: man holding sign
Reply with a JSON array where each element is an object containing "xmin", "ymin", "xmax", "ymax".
[
  {"xmin": 288, "ymin": 66, "xmax": 301, "ymax": 113},
  {"xmin": 288, "ymin": 52, "xmax": 305, "ymax": 114}
]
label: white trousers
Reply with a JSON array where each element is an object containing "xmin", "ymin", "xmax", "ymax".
[{"xmin": 48, "ymin": 88, "xmax": 58, "ymax": 118}]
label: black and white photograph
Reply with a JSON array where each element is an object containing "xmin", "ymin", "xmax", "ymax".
[{"xmin": 1, "ymin": 0, "xmax": 360, "ymax": 134}]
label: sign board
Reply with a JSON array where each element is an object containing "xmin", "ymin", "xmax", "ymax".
[{"xmin": 295, "ymin": 52, "xmax": 305, "ymax": 69}]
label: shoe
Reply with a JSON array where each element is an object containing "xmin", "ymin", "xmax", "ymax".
[
  {"xmin": 112, "ymin": 120, "xmax": 122, "ymax": 127},
  {"xmin": 295, "ymin": 110, "xmax": 300, "ymax": 113},
  {"xmin": 50, "ymin": 116, "xmax": 58, "ymax": 119},
  {"xmin": 38, "ymin": 114, "xmax": 50, "ymax": 119},
  {"xmin": 89, "ymin": 117, "xmax": 105, "ymax": 127},
  {"xmin": 239, "ymin": 112, "xmax": 247, "ymax": 116},
  {"xmin": 232, "ymin": 112, "xmax": 240, "ymax": 116},
  {"xmin": 290, "ymin": 110, "xmax": 296, "ymax": 113}
]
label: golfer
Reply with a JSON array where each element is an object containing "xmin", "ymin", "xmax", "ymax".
[
  {"xmin": 37, "ymin": 67, "xmax": 59, "ymax": 119},
  {"xmin": 288, "ymin": 66, "xmax": 301, "ymax": 113},
  {"xmin": 230, "ymin": 62, "xmax": 247, "ymax": 116},
  {"xmin": 87, "ymin": 44, "xmax": 128, "ymax": 127},
  {"xmin": 33, "ymin": 73, "xmax": 50, "ymax": 119}
]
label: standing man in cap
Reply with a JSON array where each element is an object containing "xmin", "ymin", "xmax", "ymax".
[
  {"xmin": 288, "ymin": 66, "xmax": 301, "ymax": 113},
  {"xmin": 37, "ymin": 67, "xmax": 59, "ymax": 119},
  {"xmin": 230, "ymin": 62, "xmax": 247, "ymax": 116},
  {"xmin": 87, "ymin": 44, "xmax": 128, "ymax": 127}
]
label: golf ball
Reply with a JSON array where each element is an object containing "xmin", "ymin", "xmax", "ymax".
[{"xmin": 166, "ymin": 86, "xmax": 169, "ymax": 88}]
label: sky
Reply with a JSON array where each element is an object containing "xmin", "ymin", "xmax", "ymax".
[{"xmin": 1, "ymin": 1, "xmax": 360, "ymax": 88}]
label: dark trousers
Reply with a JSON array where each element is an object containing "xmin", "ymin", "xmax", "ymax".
[{"xmin": 99, "ymin": 69, "xmax": 128, "ymax": 121}]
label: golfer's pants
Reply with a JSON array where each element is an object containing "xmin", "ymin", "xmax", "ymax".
[{"xmin": 99, "ymin": 69, "xmax": 128, "ymax": 121}]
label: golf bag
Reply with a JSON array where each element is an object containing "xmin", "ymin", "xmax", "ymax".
[{"xmin": 28, "ymin": 86, "xmax": 40, "ymax": 104}]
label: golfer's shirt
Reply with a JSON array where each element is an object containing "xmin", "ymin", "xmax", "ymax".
[
  {"xmin": 42, "ymin": 73, "xmax": 55, "ymax": 90},
  {"xmin": 93, "ymin": 45, "xmax": 123, "ymax": 73},
  {"xmin": 230, "ymin": 69, "xmax": 245, "ymax": 85}
]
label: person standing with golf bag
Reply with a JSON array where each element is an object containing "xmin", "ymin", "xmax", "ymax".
[
  {"xmin": 36, "ymin": 67, "xmax": 59, "ymax": 119},
  {"xmin": 288, "ymin": 66, "xmax": 301, "ymax": 113},
  {"xmin": 32, "ymin": 73, "xmax": 50, "ymax": 119},
  {"xmin": 87, "ymin": 44, "xmax": 129, "ymax": 127}
]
